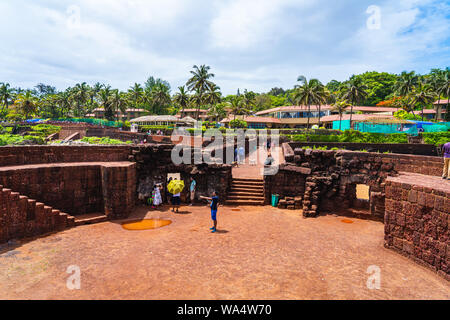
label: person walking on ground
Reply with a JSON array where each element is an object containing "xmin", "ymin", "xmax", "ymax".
[
  {"xmin": 201, "ymin": 191, "xmax": 219, "ymax": 233},
  {"xmin": 442, "ymin": 141, "xmax": 450, "ymax": 180},
  {"xmin": 189, "ymin": 177, "xmax": 197, "ymax": 206}
]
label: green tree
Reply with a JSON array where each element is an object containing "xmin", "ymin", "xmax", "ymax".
[
  {"xmin": 332, "ymin": 99, "xmax": 351, "ymax": 130},
  {"xmin": 71, "ymin": 82, "xmax": 90, "ymax": 117},
  {"xmin": 394, "ymin": 71, "xmax": 419, "ymax": 97},
  {"xmin": 208, "ymin": 103, "xmax": 227, "ymax": 122},
  {"xmin": 151, "ymin": 82, "xmax": 171, "ymax": 114},
  {"xmin": 341, "ymin": 77, "xmax": 368, "ymax": 128},
  {"xmin": 14, "ymin": 90, "xmax": 38, "ymax": 119},
  {"xmin": 292, "ymin": 76, "xmax": 325, "ymax": 130},
  {"xmin": 0, "ymin": 83, "xmax": 14, "ymax": 117},
  {"xmin": 173, "ymin": 86, "xmax": 190, "ymax": 115},
  {"xmin": 410, "ymin": 81, "xmax": 436, "ymax": 122},
  {"xmin": 128, "ymin": 83, "xmax": 144, "ymax": 107},
  {"xmin": 186, "ymin": 65, "xmax": 216, "ymax": 119}
]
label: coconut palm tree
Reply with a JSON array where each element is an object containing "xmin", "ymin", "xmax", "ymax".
[
  {"xmin": 71, "ymin": 82, "xmax": 90, "ymax": 117},
  {"xmin": 341, "ymin": 78, "xmax": 368, "ymax": 129},
  {"xmin": 227, "ymin": 96, "xmax": 250, "ymax": 120},
  {"xmin": 435, "ymin": 69, "xmax": 450, "ymax": 121},
  {"xmin": 128, "ymin": 83, "xmax": 144, "ymax": 107},
  {"xmin": 240, "ymin": 90, "xmax": 256, "ymax": 113},
  {"xmin": 410, "ymin": 81, "xmax": 436, "ymax": 122},
  {"xmin": 0, "ymin": 83, "xmax": 14, "ymax": 116},
  {"xmin": 186, "ymin": 65, "xmax": 216, "ymax": 119},
  {"xmin": 394, "ymin": 71, "xmax": 419, "ymax": 97},
  {"xmin": 110, "ymin": 90, "xmax": 128, "ymax": 121},
  {"xmin": 332, "ymin": 99, "xmax": 351, "ymax": 130},
  {"xmin": 151, "ymin": 83, "xmax": 171, "ymax": 115},
  {"xmin": 292, "ymin": 76, "xmax": 325, "ymax": 130},
  {"xmin": 15, "ymin": 90, "xmax": 38, "ymax": 119},
  {"xmin": 99, "ymin": 86, "xmax": 114, "ymax": 120},
  {"xmin": 205, "ymin": 84, "xmax": 222, "ymax": 107},
  {"xmin": 208, "ymin": 103, "xmax": 227, "ymax": 122},
  {"xmin": 55, "ymin": 90, "xmax": 72, "ymax": 117},
  {"xmin": 173, "ymin": 86, "xmax": 190, "ymax": 116}
]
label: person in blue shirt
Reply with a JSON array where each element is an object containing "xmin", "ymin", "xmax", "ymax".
[
  {"xmin": 201, "ymin": 191, "xmax": 219, "ymax": 233},
  {"xmin": 189, "ymin": 177, "xmax": 197, "ymax": 206}
]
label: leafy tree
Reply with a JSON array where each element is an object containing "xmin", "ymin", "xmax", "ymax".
[
  {"xmin": 268, "ymin": 87, "xmax": 285, "ymax": 96},
  {"xmin": 332, "ymin": 99, "xmax": 351, "ymax": 130},
  {"xmin": 394, "ymin": 71, "xmax": 419, "ymax": 97},
  {"xmin": 186, "ymin": 65, "xmax": 216, "ymax": 119},
  {"xmin": 150, "ymin": 82, "xmax": 171, "ymax": 114},
  {"xmin": 128, "ymin": 83, "xmax": 144, "ymax": 107},
  {"xmin": 208, "ymin": 103, "xmax": 227, "ymax": 122},
  {"xmin": 254, "ymin": 94, "xmax": 272, "ymax": 112},
  {"xmin": 341, "ymin": 77, "xmax": 368, "ymax": 128},
  {"xmin": 410, "ymin": 81, "xmax": 436, "ymax": 121},
  {"xmin": 0, "ymin": 83, "xmax": 14, "ymax": 117},
  {"xmin": 292, "ymin": 76, "xmax": 326, "ymax": 129},
  {"xmin": 173, "ymin": 86, "xmax": 190, "ymax": 115},
  {"xmin": 14, "ymin": 90, "xmax": 38, "ymax": 119}
]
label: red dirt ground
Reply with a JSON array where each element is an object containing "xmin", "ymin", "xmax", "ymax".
[{"xmin": 0, "ymin": 204, "xmax": 448, "ymax": 300}]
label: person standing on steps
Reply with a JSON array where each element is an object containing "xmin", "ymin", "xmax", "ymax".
[{"xmin": 442, "ymin": 141, "xmax": 450, "ymax": 180}]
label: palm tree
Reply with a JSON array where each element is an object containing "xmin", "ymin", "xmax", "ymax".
[
  {"xmin": 240, "ymin": 90, "xmax": 256, "ymax": 113},
  {"xmin": 410, "ymin": 81, "xmax": 436, "ymax": 121},
  {"xmin": 99, "ymin": 86, "xmax": 114, "ymax": 120},
  {"xmin": 341, "ymin": 78, "xmax": 368, "ymax": 129},
  {"xmin": 227, "ymin": 96, "xmax": 250, "ymax": 120},
  {"xmin": 208, "ymin": 103, "xmax": 227, "ymax": 122},
  {"xmin": 0, "ymin": 83, "xmax": 14, "ymax": 116},
  {"xmin": 15, "ymin": 90, "xmax": 38, "ymax": 119},
  {"xmin": 55, "ymin": 90, "xmax": 72, "ymax": 117},
  {"xmin": 110, "ymin": 90, "xmax": 128, "ymax": 121},
  {"xmin": 292, "ymin": 76, "xmax": 325, "ymax": 130},
  {"xmin": 186, "ymin": 65, "xmax": 216, "ymax": 119},
  {"xmin": 128, "ymin": 83, "xmax": 144, "ymax": 107},
  {"xmin": 394, "ymin": 71, "xmax": 419, "ymax": 96},
  {"xmin": 71, "ymin": 82, "xmax": 90, "ymax": 117},
  {"xmin": 151, "ymin": 83, "xmax": 171, "ymax": 114},
  {"xmin": 435, "ymin": 69, "xmax": 450, "ymax": 121},
  {"xmin": 205, "ymin": 84, "xmax": 222, "ymax": 107},
  {"xmin": 173, "ymin": 86, "xmax": 190, "ymax": 116},
  {"xmin": 332, "ymin": 99, "xmax": 351, "ymax": 130}
]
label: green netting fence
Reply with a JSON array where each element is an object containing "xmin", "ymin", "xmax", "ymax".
[{"xmin": 334, "ymin": 120, "xmax": 450, "ymax": 135}]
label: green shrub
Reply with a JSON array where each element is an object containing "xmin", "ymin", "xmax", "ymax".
[
  {"xmin": 422, "ymin": 132, "xmax": 450, "ymax": 146},
  {"xmin": 80, "ymin": 137, "xmax": 132, "ymax": 145}
]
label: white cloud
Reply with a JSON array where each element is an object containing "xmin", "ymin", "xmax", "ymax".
[
  {"xmin": 209, "ymin": 0, "xmax": 313, "ymax": 49},
  {"xmin": 0, "ymin": 0, "xmax": 448, "ymax": 94}
]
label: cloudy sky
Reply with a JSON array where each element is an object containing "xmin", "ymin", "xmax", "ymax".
[{"xmin": 0, "ymin": 0, "xmax": 449, "ymax": 94}]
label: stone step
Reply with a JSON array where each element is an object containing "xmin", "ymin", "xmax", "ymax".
[
  {"xmin": 232, "ymin": 178, "xmax": 264, "ymax": 183},
  {"xmin": 227, "ymin": 195, "xmax": 265, "ymax": 201},
  {"xmin": 228, "ymin": 191, "xmax": 263, "ymax": 197},
  {"xmin": 231, "ymin": 181, "xmax": 264, "ymax": 187},
  {"xmin": 231, "ymin": 184, "xmax": 264, "ymax": 190},
  {"xmin": 225, "ymin": 200, "xmax": 264, "ymax": 206},
  {"xmin": 74, "ymin": 214, "xmax": 108, "ymax": 226}
]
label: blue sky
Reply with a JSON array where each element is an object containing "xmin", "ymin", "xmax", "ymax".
[{"xmin": 0, "ymin": 0, "xmax": 449, "ymax": 95}]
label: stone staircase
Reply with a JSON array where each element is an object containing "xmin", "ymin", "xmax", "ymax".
[
  {"xmin": 226, "ymin": 178, "xmax": 265, "ymax": 206},
  {"xmin": 0, "ymin": 185, "xmax": 75, "ymax": 244}
]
